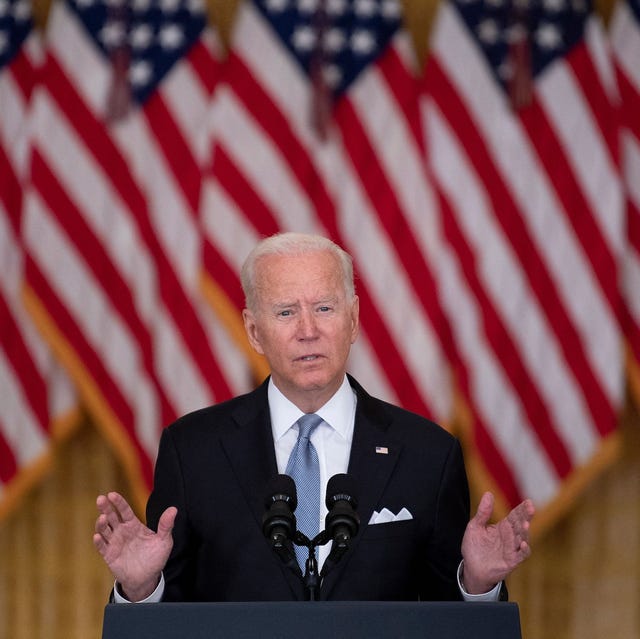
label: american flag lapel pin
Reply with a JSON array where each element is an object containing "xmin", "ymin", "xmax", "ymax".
[{"xmin": 375, "ymin": 446, "xmax": 389, "ymax": 455}]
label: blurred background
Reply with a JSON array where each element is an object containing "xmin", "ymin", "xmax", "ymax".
[{"xmin": 1, "ymin": 0, "xmax": 638, "ymax": 637}]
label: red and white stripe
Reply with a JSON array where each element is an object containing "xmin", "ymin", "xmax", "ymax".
[
  {"xmin": 422, "ymin": 3, "xmax": 624, "ymax": 510},
  {"xmin": 611, "ymin": 0, "xmax": 640, "ymax": 404},
  {"xmin": 201, "ymin": 1, "xmax": 452, "ymax": 420},
  {"xmin": 0, "ymin": 30, "xmax": 77, "ymax": 518},
  {"xmin": 23, "ymin": 1, "xmax": 251, "ymax": 503}
]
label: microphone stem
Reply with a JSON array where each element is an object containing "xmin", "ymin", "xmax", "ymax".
[{"xmin": 304, "ymin": 545, "xmax": 320, "ymax": 601}]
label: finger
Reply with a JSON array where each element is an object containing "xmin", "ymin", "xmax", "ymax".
[
  {"xmin": 94, "ymin": 514, "xmax": 116, "ymax": 547},
  {"xmin": 507, "ymin": 499, "xmax": 533, "ymax": 533},
  {"xmin": 93, "ymin": 533, "xmax": 107, "ymax": 554},
  {"xmin": 96, "ymin": 492, "xmax": 126, "ymax": 530},
  {"xmin": 517, "ymin": 540, "xmax": 532, "ymax": 562},
  {"xmin": 524, "ymin": 499, "xmax": 536, "ymax": 520},
  {"xmin": 95, "ymin": 512, "xmax": 111, "ymax": 535},
  {"xmin": 511, "ymin": 498, "xmax": 536, "ymax": 524},
  {"xmin": 156, "ymin": 506, "xmax": 178, "ymax": 540},
  {"xmin": 472, "ymin": 491, "xmax": 495, "ymax": 527},
  {"xmin": 106, "ymin": 491, "xmax": 138, "ymax": 524},
  {"xmin": 96, "ymin": 493, "xmax": 117, "ymax": 516}
]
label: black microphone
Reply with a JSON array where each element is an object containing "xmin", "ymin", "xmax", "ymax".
[
  {"xmin": 324, "ymin": 473, "xmax": 360, "ymax": 557},
  {"xmin": 262, "ymin": 474, "xmax": 297, "ymax": 552}
]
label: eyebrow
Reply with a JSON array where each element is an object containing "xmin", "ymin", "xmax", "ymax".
[{"xmin": 271, "ymin": 296, "xmax": 339, "ymax": 310}]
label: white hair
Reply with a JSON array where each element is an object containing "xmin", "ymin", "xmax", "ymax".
[{"xmin": 241, "ymin": 232, "xmax": 355, "ymax": 311}]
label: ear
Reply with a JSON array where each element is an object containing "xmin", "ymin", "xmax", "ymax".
[
  {"xmin": 242, "ymin": 309, "xmax": 265, "ymax": 355},
  {"xmin": 349, "ymin": 295, "xmax": 360, "ymax": 344}
]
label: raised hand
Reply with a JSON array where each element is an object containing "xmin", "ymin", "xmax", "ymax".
[
  {"xmin": 461, "ymin": 492, "xmax": 535, "ymax": 594},
  {"xmin": 93, "ymin": 491, "xmax": 177, "ymax": 601}
]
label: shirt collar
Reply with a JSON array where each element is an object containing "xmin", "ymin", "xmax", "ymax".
[{"xmin": 269, "ymin": 375, "xmax": 356, "ymax": 441}]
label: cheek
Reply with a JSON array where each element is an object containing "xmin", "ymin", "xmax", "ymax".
[
  {"xmin": 258, "ymin": 327, "xmax": 290, "ymax": 354},
  {"xmin": 334, "ymin": 325, "xmax": 356, "ymax": 351}
]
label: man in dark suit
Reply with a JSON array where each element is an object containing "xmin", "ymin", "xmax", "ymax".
[{"xmin": 94, "ymin": 232, "xmax": 534, "ymax": 603}]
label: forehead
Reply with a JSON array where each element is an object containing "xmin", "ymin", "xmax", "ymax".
[{"xmin": 254, "ymin": 250, "xmax": 344, "ymax": 301}]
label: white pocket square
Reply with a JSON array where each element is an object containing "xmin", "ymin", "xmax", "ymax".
[{"xmin": 368, "ymin": 507, "xmax": 413, "ymax": 525}]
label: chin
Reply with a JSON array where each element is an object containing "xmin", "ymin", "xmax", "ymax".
[{"xmin": 293, "ymin": 372, "xmax": 333, "ymax": 392}]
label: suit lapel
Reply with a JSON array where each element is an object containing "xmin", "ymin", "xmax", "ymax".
[
  {"xmin": 320, "ymin": 377, "xmax": 403, "ymax": 599},
  {"xmin": 218, "ymin": 380, "xmax": 304, "ymax": 598}
]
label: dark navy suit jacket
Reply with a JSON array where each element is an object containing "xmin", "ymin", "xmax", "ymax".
[{"xmin": 146, "ymin": 375, "xmax": 470, "ymax": 602}]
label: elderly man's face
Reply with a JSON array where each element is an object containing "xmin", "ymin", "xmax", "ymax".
[{"xmin": 243, "ymin": 250, "xmax": 359, "ymax": 413}]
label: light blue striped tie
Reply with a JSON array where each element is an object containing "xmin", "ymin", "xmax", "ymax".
[{"xmin": 286, "ymin": 413, "xmax": 322, "ymax": 571}]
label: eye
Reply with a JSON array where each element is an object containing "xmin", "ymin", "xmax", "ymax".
[
  {"xmin": 317, "ymin": 305, "xmax": 331, "ymax": 313},
  {"xmin": 279, "ymin": 310, "xmax": 292, "ymax": 317}
]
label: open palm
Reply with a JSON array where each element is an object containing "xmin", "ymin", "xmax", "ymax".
[{"xmin": 93, "ymin": 491, "xmax": 176, "ymax": 601}]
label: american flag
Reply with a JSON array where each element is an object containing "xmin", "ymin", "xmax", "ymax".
[
  {"xmin": 611, "ymin": 0, "xmax": 640, "ymax": 407},
  {"xmin": 422, "ymin": 0, "xmax": 625, "ymax": 526},
  {"xmin": 200, "ymin": 0, "xmax": 454, "ymax": 422},
  {"xmin": 0, "ymin": 0, "xmax": 78, "ymax": 520},
  {"xmin": 21, "ymin": 0, "xmax": 252, "ymax": 511}
]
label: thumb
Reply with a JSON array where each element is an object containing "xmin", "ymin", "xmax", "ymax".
[
  {"xmin": 156, "ymin": 506, "xmax": 177, "ymax": 539},
  {"xmin": 472, "ymin": 491, "xmax": 495, "ymax": 527}
]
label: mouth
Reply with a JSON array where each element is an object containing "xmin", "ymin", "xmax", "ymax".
[{"xmin": 295, "ymin": 354, "xmax": 322, "ymax": 362}]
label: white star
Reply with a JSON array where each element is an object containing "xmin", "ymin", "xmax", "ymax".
[
  {"xmin": 0, "ymin": 1, "xmax": 9, "ymax": 18},
  {"xmin": 323, "ymin": 27, "xmax": 346, "ymax": 53},
  {"xmin": 355, "ymin": 0, "xmax": 377, "ymax": 18},
  {"xmin": 476, "ymin": 18, "xmax": 500, "ymax": 45},
  {"xmin": 296, "ymin": 0, "xmax": 317, "ymax": 13},
  {"xmin": 130, "ymin": 23, "xmax": 154, "ymax": 49},
  {"xmin": 74, "ymin": 0, "xmax": 95, "ymax": 10},
  {"xmin": 160, "ymin": 0, "xmax": 181, "ymax": 13},
  {"xmin": 159, "ymin": 24, "xmax": 184, "ymax": 49},
  {"xmin": 129, "ymin": 59, "xmax": 153, "ymax": 87},
  {"xmin": 504, "ymin": 22, "xmax": 527, "ymax": 45},
  {"xmin": 13, "ymin": 0, "xmax": 31, "ymax": 21},
  {"xmin": 322, "ymin": 63, "xmax": 342, "ymax": 88},
  {"xmin": 380, "ymin": 0, "xmax": 401, "ymax": 20},
  {"xmin": 535, "ymin": 22, "xmax": 562, "ymax": 50},
  {"xmin": 351, "ymin": 28, "xmax": 376, "ymax": 55},
  {"xmin": 186, "ymin": 0, "xmax": 205, "ymax": 14},
  {"xmin": 291, "ymin": 25, "xmax": 316, "ymax": 52},
  {"xmin": 497, "ymin": 58, "xmax": 513, "ymax": 81},
  {"xmin": 132, "ymin": 0, "xmax": 152, "ymax": 12},
  {"xmin": 266, "ymin": 0, "xmax": 289, "ymax": 12},
  {"xmin": 326, "ymin": 0, "xmax": 347, "ymax": 16},
  {"xmin": 100, "ymin": 20, "xmax": 127, "ymax": 48},
  {"xmin": 543, "ymin": 0, "xmax": 565, "ymax": 12}
]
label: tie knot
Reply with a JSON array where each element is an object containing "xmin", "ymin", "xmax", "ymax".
[{"xmin": 297, "ymin": 413, "xmax": 323, "ymax": 439}]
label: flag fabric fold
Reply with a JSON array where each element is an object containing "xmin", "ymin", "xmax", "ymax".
[
  {"xmin": 0, "ymin": 0, "xmax": 79, "ymax": 521},
  {"xmin": 2, "ymin": 0, "xmax": 635, "ymax": 534},
  {"xmin": 200, "ymin": 0, "xmax": 453, "ymax": 422},
  {"xmin": 421, "ymin": 0, "xmax": 625, "ymax": 529},
  {"xmin": 611, "ymin": 0, "xmax": 640, "ymax": 406},
  {"xmin": 21, "ymin": 0, "xmax": 252, "ymax": 512}
]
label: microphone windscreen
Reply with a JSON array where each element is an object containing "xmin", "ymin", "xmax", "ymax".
[
  {"xmin": 264, "ymin": 474, "xmax": 298, "ymax": 511},
  {"xmin": 325, "ymin": 473, "xmax": 358, "ymax": 509}
]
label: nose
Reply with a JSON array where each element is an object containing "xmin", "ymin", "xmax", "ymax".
[{"xmin": 297, "ymin": 308, "xmax": 318, "ymax": 340}]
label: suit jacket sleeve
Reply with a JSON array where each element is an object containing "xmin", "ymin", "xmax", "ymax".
[
  {"xmin": 418, "ymin": 436, "xmax": 469, "ymax": 601},
  {"xmin": 146, "ymin": 426, "xmax": 197, "ymax": 602}
]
